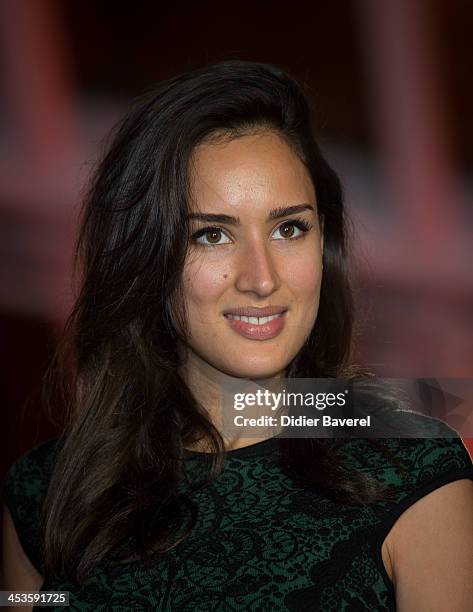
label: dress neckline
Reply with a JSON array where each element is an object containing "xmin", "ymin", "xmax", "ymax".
[{"xmin": 183, "ymin": 435, "xmax": 280, "ymax": 459}]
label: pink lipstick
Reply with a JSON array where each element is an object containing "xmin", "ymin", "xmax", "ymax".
[{"xmin": 223, "ymin": 306, "xmax": 288, "ymax": 340}]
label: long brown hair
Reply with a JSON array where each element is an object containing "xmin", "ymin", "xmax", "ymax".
[{"xmin": 41, "ymin": 60, "xmax": 392, "ymax": 584}]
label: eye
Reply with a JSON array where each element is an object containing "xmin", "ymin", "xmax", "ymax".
[
  {"xmin": 191, "ymin": 226, "xmax": 232, "ymax": 246},
  {"xmin": 272, "ymin": 218, "xmax": 313, "ymax": 240},
  {"xmin": 190, "ymin": 217, "xmax": 313, "ymax": 247}
]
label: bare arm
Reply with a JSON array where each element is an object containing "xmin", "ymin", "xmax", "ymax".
[
  {"xmin": 2, "ymin": 504, "xmax": 44, "ymax": 611},
  {"xmin": 386, "ymin": 479, "xmax": 473, "ymax": 611}
]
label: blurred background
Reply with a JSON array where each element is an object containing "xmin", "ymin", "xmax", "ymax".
[{"xmin": 1, "ymin": 0, "xmax": 472, "ymax": 478}]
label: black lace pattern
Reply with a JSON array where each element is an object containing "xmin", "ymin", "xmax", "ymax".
[{"xmin": 2, "ymin": 434, "xmax": 473, "ymax": 611}]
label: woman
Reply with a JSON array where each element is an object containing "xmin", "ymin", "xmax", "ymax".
[{"xmin": 2, "ymin": 60, "xmax": 473, "ymax": 611}]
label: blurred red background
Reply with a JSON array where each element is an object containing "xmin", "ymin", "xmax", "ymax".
[{"xmin": 1, "ymin": 0, "xmax": 472, "ymax": 480}]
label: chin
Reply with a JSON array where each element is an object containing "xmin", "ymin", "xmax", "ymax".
[{"xmin": 223, "ymin": 359, "xmax": 288, "ymax": 380}]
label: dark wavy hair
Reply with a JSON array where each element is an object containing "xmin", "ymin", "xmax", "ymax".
[{"xmin": 41, "ymin": 60, "xmax": 395, "ymax": 584}]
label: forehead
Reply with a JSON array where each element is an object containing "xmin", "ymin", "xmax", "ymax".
[{"xmin": 189, "ymin": 131, "xmax": 316, "ymax": 211}]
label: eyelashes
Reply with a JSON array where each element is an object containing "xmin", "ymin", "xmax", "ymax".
[{"xmin": 190, "ymin": 217, "xmax": 314, "ymax": 247}]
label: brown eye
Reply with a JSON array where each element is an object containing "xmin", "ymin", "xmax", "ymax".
[
  {"xmin": 191, "ymin": 226, "xmax": 232, "ymax": 246},
  {"xmin": 273, "ymin": 218, "xmax": 312, "ymax": 240},
  {"xmin": 279, "ymin": 223, "xmax": 295, "ymax": 238},
  {"xmin": 206, "ymin": 229, "xmax": 222, "ymax": 243}
]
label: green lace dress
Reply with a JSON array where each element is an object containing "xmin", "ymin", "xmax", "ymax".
[{"xmin": 2, "ymin": 432, "xmax": 473, "ymax": 611}]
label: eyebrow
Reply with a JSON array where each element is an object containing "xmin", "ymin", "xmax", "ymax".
[{"xmin": 187, "ymin": 204, "xmax": 315, "ymax": 225}]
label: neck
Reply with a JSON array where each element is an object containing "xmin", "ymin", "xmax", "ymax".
[{"xmin": 178, "ymin": 346, "xmax": 286, "ymax": 452}]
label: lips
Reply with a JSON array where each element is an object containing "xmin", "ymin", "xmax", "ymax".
[
  {"xmin": 224, "ymin": 310, "xmax": 287, "ymax": 340},
  {"xmin": 223, "ymin": 305, "xmax": 288, "ymax": 317}
]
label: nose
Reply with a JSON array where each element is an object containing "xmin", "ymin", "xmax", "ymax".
[{"xmin": 234, "ymin": 238, "xmax": 281, "ymax": 296}]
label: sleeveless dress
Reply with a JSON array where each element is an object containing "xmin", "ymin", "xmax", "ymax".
[{"xmin": 2, "ymin": 429, "xmax": 473, "ymax": 611}]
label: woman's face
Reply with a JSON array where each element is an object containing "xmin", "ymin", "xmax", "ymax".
[{"xmin": 182, "ymin": 131, "xmax": 323, "ymax": 380}]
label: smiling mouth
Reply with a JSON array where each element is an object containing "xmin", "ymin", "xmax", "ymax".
[
  {"xmin": 223, "ymin": 311, "xmax": 287, "ymax": 340},
  {"xmin": 224, "ymin": 312, "xmax": 286, "ymax": 325}
]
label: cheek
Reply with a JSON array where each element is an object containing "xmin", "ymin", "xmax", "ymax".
[
  {"xmin": 285, "ymin": 253, "xmax": 322, "ymax": 298},
  {"xmin": 183, "ymin": 259, "xmax": 229, "ymax": 311}
]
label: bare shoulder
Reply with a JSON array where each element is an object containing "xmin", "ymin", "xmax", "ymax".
[
  {"xmin": 382, "ymin": 478, "xmax": 473, "ymax": 611},
  {"xmin": 2, "ymin": 504, "xmax": 44, "ymax": 592}
]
